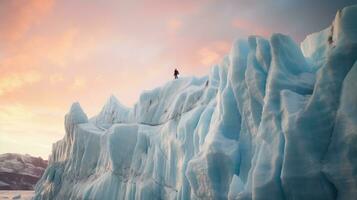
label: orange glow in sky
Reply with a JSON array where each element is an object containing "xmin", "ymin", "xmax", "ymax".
[{"xmin": 0, "ymin": 0, "xmax": 346, "ymax": 158}]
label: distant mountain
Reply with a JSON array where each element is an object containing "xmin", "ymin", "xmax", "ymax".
[{"xmin": 0, "ymin": 153, "xmax": 47, "ymax": 190}]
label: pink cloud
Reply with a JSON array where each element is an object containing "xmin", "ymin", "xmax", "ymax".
[
  {"xmin": 198, "ymin": 41, "xmax": 231, "ymax": 66},
  {"xmin": 167, "ymin": 18, "xmax": 183, "ymax": 33},
  {"xmin": 0, "ymin": 0, "xmax": 54, "ymax": 42},
  {"xmin": 139, "ymin": 0, "xmax": 205, "ymax": 16},
  {"xmin": 0, "ymin": 70, "xmax": 42, "ymax": 96},
  {"xmin": 232, "ymin": 18, "xmax": 271, "ymax": 37}
]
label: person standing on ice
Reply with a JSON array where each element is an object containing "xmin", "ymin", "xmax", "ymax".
[{"xmin": 174, "ymin": 68, "xmax": 180, "ymax": 79}]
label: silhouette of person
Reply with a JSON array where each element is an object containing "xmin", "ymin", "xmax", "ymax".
[{"xmin": 174, "ymin": 68, "xmax": 179, "ymax": 79}]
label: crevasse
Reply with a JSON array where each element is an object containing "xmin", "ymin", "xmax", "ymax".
[{"xmin": 34, "ymin": 5, "xmax": 357, "ymax": 200}]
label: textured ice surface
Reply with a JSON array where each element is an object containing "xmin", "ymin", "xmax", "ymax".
[{"xmin": 34, "ymin": 5, "xmax": 357, "ymax": 200}]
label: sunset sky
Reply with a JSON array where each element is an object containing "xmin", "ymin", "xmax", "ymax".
[{"xmin": 1, "ymin": 0, "xmax": 356, "ymax": 159}]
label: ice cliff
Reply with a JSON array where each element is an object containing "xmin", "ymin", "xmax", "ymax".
[{"xmin": 34, "ymin": 5, "xmax": 357, "ymax": 200}]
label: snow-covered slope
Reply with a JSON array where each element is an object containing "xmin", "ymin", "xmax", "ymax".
[
  {"xmin": 34, "ymin": 5, "xmax": 357, "ymax": 200},
  {"xmin": 0, "ymin": 153, "xmax": 47, "ymax": 190}
]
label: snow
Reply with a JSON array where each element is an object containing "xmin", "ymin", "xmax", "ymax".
[{"xmin": 34, "ymin": 5, "xmax": 357, "ymax": 200}]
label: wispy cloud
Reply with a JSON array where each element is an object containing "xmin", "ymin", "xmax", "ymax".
[
  {"xmin": 0, "ymin": 71, "xmax": 42, "ymax": 96},
  {"xmin": 70, "ymin": 77, "xmax": 87, "ymax": 90},
  {"xmin": 232, "ymin": 19, "xmax": 271, "ymax": 37},
  {"xmin": 0, "ymin": 0, "xmax": 54, "ymax": 42},
  {"xmin": 167, "ymin": 18, "xmax": 183, "ymax": 33},
  {"xmin": 197, "ymin": 41, "xmax": 230, "ymax": 66}
]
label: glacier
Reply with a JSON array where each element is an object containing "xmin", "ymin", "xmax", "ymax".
[{"xmin": 34, "ymin": 5, "xmax": 357, "ymax": 200}]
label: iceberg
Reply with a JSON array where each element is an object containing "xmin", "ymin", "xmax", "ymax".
[{"xmin": 34, "ymin": 5, "xmax": 357, "ymax": 200}]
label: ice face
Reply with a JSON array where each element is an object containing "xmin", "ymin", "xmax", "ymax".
[
  {"xmin": 34, "ymin": 5, "xmax": 357, "ymax": 200},
  {"xmin": 90, "ymin": 95, "xmax": 131, "ymax": 129}
]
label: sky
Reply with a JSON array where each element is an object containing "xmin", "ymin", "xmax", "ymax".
[{"xmin": 1, "ymin": 0, "xmax": 356, "ymax": 159}]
